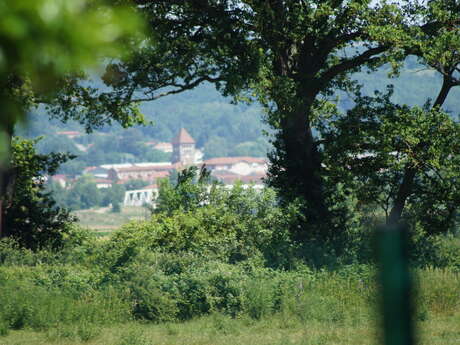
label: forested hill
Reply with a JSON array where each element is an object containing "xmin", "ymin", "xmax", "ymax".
[{"xmin": 17, "ymin": 58, "xmax": 460, "ymax": 175}]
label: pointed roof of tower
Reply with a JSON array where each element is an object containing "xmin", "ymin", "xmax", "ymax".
[{"xmin": 172, "ymin": 128, "xmax": 195, "ymax": 144}]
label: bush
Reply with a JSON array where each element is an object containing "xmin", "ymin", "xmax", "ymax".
[
  {"xmin": 110, "ymin": 184, "xmax": 295, "ymax": 268},
  {"xmin": 0, "ymin": 269, "xmax": 130, "ymax": 332},
  {"xmin": 112, "ymin": 202, "xmax": 122, "ymax": 213}
]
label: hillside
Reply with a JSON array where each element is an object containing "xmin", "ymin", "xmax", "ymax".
[{"xmin": 16, "ymin": 58, "xmax": 460, "ymax": 176}]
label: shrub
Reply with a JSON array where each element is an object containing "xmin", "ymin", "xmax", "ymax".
[
  {"xmin": 0, "ymin": 274, "xmax": 130, "ymax": 332},
  {"xmin": 109, "ymin": 185, "xmax": 295, "ymax": 268}
]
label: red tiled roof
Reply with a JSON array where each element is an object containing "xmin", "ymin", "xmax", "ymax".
[
  {"xmin": 172, "ymin": 128, "xmax": 195, "ymax": 144},
  {"xmin": 154, "ymin": 142, "xmax": 173, "ymax": 150},
  {"xmin": 150, "ymin": 171, "xmax": 170, "ymax": 179},
  {"xmin": 113, "ymin": 165, "xmax": 175, "ymax": 173},
  {"xmin": 56, "ymin": 131, "xmax": 81, "ymax": 136},
  {"xmin": 204, "ymin": 157, "xmax": 266, "ymax": 166},
  {"xmin": 115, "ymin": 170, "xmax": 170, "ymax": 183}
]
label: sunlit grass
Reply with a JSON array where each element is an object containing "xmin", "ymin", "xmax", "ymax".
[
  {"xmin": 72, "ymin": 206, "xmax": 149, "ymax": 231},
  {"xmin": 1, "ymin": 311, "xmax": 459, "ymax": 345}
]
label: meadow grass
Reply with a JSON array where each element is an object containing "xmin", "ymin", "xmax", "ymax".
[
  {"xmin": 0, "ymin": 267, "xmax": 458, "ymax": 345},
  {"xmin": 1, "ymin": 310, "xmax": 459, "ymax": 345},
  {"xmin": 73, "ymin": 206, "xmax": 149, "ymax": 231}
]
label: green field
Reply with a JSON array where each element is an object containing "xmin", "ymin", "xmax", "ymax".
[
  {"xmin": 2, "ymin": 312, "xmax": 460, "ymax": 345},
  {"xmin": 1, "ymin": 263, "xmax": 459, "ymax": 345},
  {"xmin": 73, "ymin": 206, "xmax": 149, "ymax": 232}
]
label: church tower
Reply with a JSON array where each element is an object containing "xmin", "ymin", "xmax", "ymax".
[{"xmin": 171, "ymin": 128, "xmax": 196, "ymax": 165}]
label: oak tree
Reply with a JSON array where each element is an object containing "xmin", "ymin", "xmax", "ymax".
[{"xmin": 71, "ymin": 0, "xmax": 416, "ymax": 234}]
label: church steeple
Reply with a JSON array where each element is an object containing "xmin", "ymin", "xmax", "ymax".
[
  {"xmin": 172, "ymin": 128, "xmax": 195, "ymax": 145},
  {"xmin": 171, "ymin": 128, "xmax": 196, "ymax": 165}
]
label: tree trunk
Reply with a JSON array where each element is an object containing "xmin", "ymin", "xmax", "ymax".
[
  {"xmin": 272, "ymin": 87, "xmax": 329, "ymax": 227},
  {"xmin": 387, "ymin": 167, "xmax": 417, "ymax": 225},
  {"xmin": 0, "ymin": 124, "xmax": 13, "ymax": 238}
]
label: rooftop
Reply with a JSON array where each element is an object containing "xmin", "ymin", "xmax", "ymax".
[
  {"xmin": 172, "ymin": 128, "xmax": 195, "ymax": 144},
  {"xmin": 203, "ymin": 157, "xmax": 266, "ymax": 166}
]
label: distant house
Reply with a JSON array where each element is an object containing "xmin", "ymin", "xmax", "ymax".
[
  {"xmin": 83, "ymin": 166, "xmax": 110, "ymax": 179},
  {"xmin": 108, "ymin": 164, "xmax": 173, "ymax": 182},
  {"xmin": 203, "ymin": 157, "xmax": 267, "ymax": 176},
  {"xmin": 145, "ymin": 141, "xmax": 173, "ymax": 153},
  {"xmin": 93, "ymin": 178, "xmax": 113, "ymax": 189},
  {"xmin": 74, "ymin": 143, "xmax": 93, "ymax": 152},
  {"xmin": 100, "ymin": 163, "xmax": 134, "ymax": 170},
  {"xmin": 56, "ymin": 131, "xmax": 81, "ymax": 139}
]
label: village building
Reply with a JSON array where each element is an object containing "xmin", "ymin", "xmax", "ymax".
[
  {"xmin": 108, "ymin": 165, "xmax": 173, "ymax": 182},
  {"xmin": 74, "ymin": 128, "xmax": 268, "ymax": 207},
  {"xmin": 93, "ymin": 178, "xmax": 113, "ymax": 189},
  {"xmin": 203, "ymin": 157, "xmax": 267, "ymax": 176},
  {"xmin": 83, "ymin": 166, "xmax": 110, "ymax": 179},
  {"xmin": 211, "ymin": 170, "xmax": 265, "ymax": 186},
  {"xmin": 146, "ymin": 141, "xmax": 173, "ymax": 153}
]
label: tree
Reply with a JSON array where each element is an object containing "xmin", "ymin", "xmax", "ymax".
[
  {"xmin": 384, "ymin": 0, "xmax": 460, "ymax": 225},
  {"xmin": 321, "ymin": 0, "xmax": 460, "ymax": 229},
  {"xmin": 320, "ymin": 89, "xmax": 460, "ymax": 233},
  {"xmin": 0, "ymin": 0, "xmax": 144, "ymax": 144},
  {"xmin": 4, "ymin": 138, "xmax": 75, "ymax": 249},
  {"xmin": 144, "ymin": 149, "xmax": 171, "ymax": 163},
  {"xmin": 155, "ymin": 166, "xmax": 213, "ymax": 215},
  {"xmin": 102, "ymin": 184, "xmax": 126, "ymax": 207},
  {"xmin": 71, "ymin": 0, "xmax": 439, "ymax": 235},
  {"xmin": 66, "ymin": 176, "xmax": 102, "ymax": 210},
  {"xmin": 0, "ymin": 0, "xmax": 144, "ymax": 238},
  {"xmin": 124, "ymin": 179, "xmax": 149, "ymax": 191},
  {"xmin": 203, "ymin": 136, "xmax": 230, "ymax": 159}
]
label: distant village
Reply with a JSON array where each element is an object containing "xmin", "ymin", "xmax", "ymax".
[{"xmin": 51, "ymin": 128, "xmax": 267, "ymax": 207}]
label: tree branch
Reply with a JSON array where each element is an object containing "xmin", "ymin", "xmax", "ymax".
[
  {"xmin": 319, "ymin": 45, "xmax": 389, "ymax": 83},
  {"xmin": 129, "ymin": 75, "xmax": 222, "ymax": 102}
]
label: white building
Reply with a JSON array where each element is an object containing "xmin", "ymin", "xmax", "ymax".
[
  {"xmin": 123, "ymin": 185, "xmax": 159, "ymax": 207},
  {"xmin": 203, "ymin": 157, "xmax": 267, "ymax": 176}
]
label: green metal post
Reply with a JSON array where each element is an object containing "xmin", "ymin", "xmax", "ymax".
[{"xmin": 376, "ymin": 224, "xmax": 414, "ymax": 345}]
